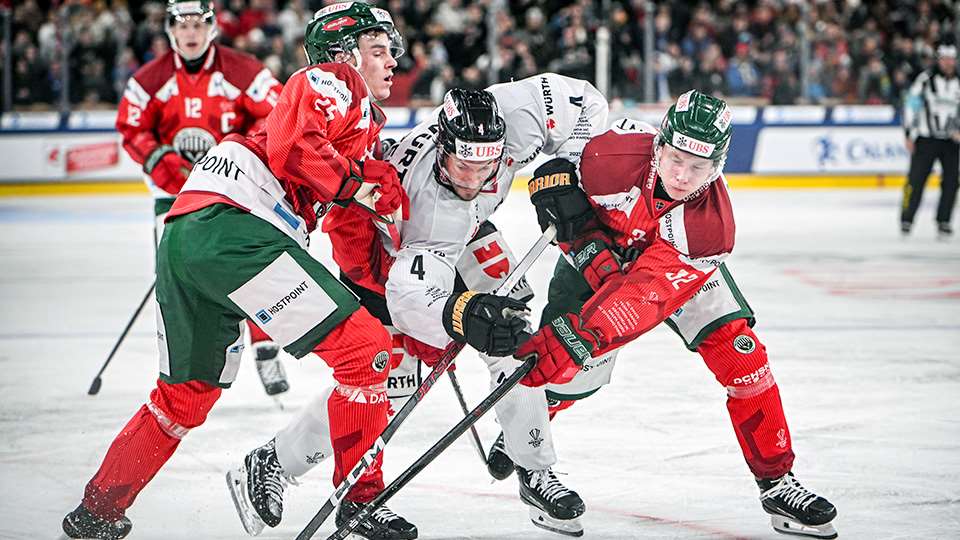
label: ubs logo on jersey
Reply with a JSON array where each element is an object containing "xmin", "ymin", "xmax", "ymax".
[{"xmin": 173, "ymin": 127, "xmax": 216, "ymax": 164}]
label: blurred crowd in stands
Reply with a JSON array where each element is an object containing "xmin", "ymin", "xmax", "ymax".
[{"xmin": 2, "ymin": 0, "xmax": 959, "ymax": 111}]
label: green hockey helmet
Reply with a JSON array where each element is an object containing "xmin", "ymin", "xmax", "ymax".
[
  {"xmin": 164, "ymin": 0, "xmax": 218, "ymax": 61},
  {"xmin": 657, "ymin": 89, "xmax": 732, "ymax": 163},
  {"xmin": 304, "ymin": 2, "xmax": 404, "ymax": 66}
]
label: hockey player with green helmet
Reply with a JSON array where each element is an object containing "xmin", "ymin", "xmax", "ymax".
[
  {"xmin": 64, "ymin": 3, "xmax": 412, "ymax": 540},
  {"xmin": 508, "ymin": 89, "xmax": 839, "ymax": 538}
]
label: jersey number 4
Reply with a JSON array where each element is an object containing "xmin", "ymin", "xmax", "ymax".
[{"xmin": 410, "ymin": 255, "xmax": 425, "ymax": 280}]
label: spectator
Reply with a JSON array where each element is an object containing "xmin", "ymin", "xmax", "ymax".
[
  {"xmin": 727, "ymin": 42, "xmax": 760, "ymax": 97},
  {"xmin": 858, "ymin": 54, "xmax": 894, "ymax": 104}
]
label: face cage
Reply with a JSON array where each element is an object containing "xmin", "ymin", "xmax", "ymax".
[
  {"xmin": 434, "ymin": 147, "xmax": 503, "ymax": 200},
  {"xmin": 165, "ymin": 12, "xmax": 218, "ymax": 61}
]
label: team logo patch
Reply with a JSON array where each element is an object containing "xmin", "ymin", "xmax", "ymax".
[
  {"xmin": 172, "ymin": 127, "xmax": 216, "ymax": 164},
  {"xmin": 528, "ymin": 428, "xmax": 544, "ymax": 448},
  {"xmin": 733, "ymin": 335, "xmax": 756, "ymax": 354},
  {"xmin": 372, "ymin": 350, "xmax": 390, "ymax": 372}
]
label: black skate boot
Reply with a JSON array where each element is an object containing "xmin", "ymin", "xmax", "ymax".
[
  {"xmin": 757, "ymin": 472, "xmax": 838, "ymax": 539},
  {"xmin": 937, "ymin": 221, "xmax": 953, "ymax": 240},
  {"xmin": 254, "ymin": 341, "xmax": 289, "ymax": 396},
  {"xmin": 62, "ymin": 504, "xmax": 132, "ymax": 539},
  {"xmin": 900, "ymin": 220, "xmax": 912, "ymax": 237},
  {"xmin": 226, "ymin": 439, "xmax": 294, "ymax": 536},
  {"xmin": 335, "ymin": 500, "xmax": 418, "ymax": 539},
  {"xmin": 486, "ymin": 432, "xmax": 515, "ymax": 480},
  {"xmin": 517, "ymin": 466, "xmax": 585, "ymax": 537}
]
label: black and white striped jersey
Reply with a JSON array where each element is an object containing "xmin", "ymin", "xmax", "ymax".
[{"xmin": 904, "ymin": 67, "xmax": 960, "ymax": 140}]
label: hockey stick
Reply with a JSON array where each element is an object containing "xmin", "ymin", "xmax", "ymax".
[
  {"xmin": 87, "ymin": 280, "xmax": 156, "ymax": 395},
  {"xmin": 295, "ymin": 224, "xmax": 556, "ymax": 540},
  {"xmin": 446, "ymin": 370, "xmax": 487, "ymax": 464},
  {"xmin": 327, "ymin": 357, "xmax": 537, "ymax": 540}
]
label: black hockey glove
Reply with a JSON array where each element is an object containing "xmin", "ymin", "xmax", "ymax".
[
  {"xmin": 442, "ymin": 291, "xmax": 531, "ymax": 357},
  {"xmin": 528, "ymin": 158, "xmax": 594, "ymax": 243}
]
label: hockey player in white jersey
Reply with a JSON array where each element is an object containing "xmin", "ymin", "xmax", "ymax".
[{"xmin": 263, "ymin": 74, "xmax": 609, "ymax": 537}]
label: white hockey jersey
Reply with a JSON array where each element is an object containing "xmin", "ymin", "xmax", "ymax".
[{"xmin": 381, "ymin": 73, "xmax": 609, "ymax": 348}]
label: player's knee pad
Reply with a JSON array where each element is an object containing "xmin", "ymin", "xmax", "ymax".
[
  {"xmin": 698, "ymin": 319, "xmax": 775, "ymax": 400},
  {"xmin": 320, "ymin": 310, "xmax": 392, "ymax": 388},
  {"xmin": 147, "ymin": 379, "xmax": 221, "ymax": 438}
]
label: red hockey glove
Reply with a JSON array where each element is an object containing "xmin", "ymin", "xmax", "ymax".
[
  {"xmin": 402, "ymin": 335, "xmax": 454, "ymax": 371},
  {"xmin": 517, "ymin": 313, "xmax": 596, "ymax": 387},
  {"xmin": 143, "ymin": 145, "xmax": 192, "ymax": 195},
  {"xmin": 364, "ymin": 159, "xmax": 409, "ymax": 220},
  {"xmin": 334, "ymin": 159, "xmax": 409, "ymax": 224},
  {"xmin": 562, "ymin": 231, "xmax": 623, "ymax": 291}
]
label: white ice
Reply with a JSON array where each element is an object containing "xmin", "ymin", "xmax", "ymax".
[{"xmin": 0, "ymin": 189, "xmax": 958, "ymax": 540}]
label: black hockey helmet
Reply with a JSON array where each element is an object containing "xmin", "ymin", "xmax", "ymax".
[{"xmin": 434, "ymin": 89, "xmax": 506, "ymax": 200}]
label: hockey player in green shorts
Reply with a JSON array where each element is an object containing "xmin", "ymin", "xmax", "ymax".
[{"xmin": 62, "ymin": 3, "xmax": 416, "ymax": 539}]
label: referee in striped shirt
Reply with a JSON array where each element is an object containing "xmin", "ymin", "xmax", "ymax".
[{"xmin": 902, "ymin": 44, "xmax": 960, "ymax": 239}]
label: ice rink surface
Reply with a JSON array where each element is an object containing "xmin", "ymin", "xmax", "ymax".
[{"xmin": 1, "ymin": 188, "xmax": 958, "ymax": 540}]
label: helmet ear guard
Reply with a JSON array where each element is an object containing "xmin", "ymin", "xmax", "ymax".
[
  {"xmin": 303, "ymin": 2, "xmax": 404, "ymax": 66},
  {"xmin": 164, "ymin": 0, "xmax": 218, "ymax": 61}
]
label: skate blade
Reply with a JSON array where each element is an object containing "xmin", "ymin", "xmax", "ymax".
[
  {"xmin": 770, "ymin": 515, "xmax": 838, "ymax": 539},
  {"xmin": 226, "ymin": 464, "xmax": 266, "ymax": 536},
  {"xmin": 271, "ymin": 395, "xmax": 285, "ymax": 411},
  {"xmin": 529, "ymin": 507, "xmax": 584, "ymax": 537}
]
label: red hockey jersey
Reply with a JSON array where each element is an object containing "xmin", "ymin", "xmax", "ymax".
[
  {"xmin": 576, "ymin": 129, "xmax": 736, "ymax": 351},
  {"xmin": 116, "ymin": 45, "xmax": 282, "ymax": 195},
  {"xmin": 169, "ymin": 62, "xmax": 386, "ymax": 234}
]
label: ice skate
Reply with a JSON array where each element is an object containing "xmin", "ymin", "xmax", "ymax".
[
  {"xmin": 937, "ymin": 221, "xmax": 953, "ymax": 240},
  {"xmin": 62, "ymin": 504, "xmax": 132, "ymax": 540},
  {"xmin": 486, "ymin": 432, "xmax": 514, "ymax": 480},
  {"xmin": 226, "ymin": 439, "xmax": 293, "ymax": 536},
  {"xmin": 254, "ymin": 341, "xmax": 289, "ymax": 396},
  {"xmin": 517, "ymin": 466, "xmax": 585, "ymax": 537},
  {"xmin": 900, "ymin": 220, "xmax": 912, "ymax": 237},
  {"xmin": 335, "ymin": 499, "xmax": 418, "ymax": 540},
  {"xmin": 757, "ymin": 472, "xmax": 838, "ymax": 539}
]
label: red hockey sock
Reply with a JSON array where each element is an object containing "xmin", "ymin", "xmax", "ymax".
[
  {"xmin": 82, "ymin": 380, "xmax": 220, "ymax": 521},
  {"xmin": 312, "ymin": 309, "xmax": 392, "ymax": 503},
  {"xmin": 698, "ymin": 319, "xmax": 794, "ymax": 479},
  {"xmin": 327, "ymin": 386, "xmax": 388, "ymax": 503}
]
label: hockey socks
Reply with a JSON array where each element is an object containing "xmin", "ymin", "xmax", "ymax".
[
  {"xmin": 328, "ymin": 383, "xmax": 388, "ymax": 502},
  {"xmin": 83, "ymin": 380, "xmax": 220, "ymax": 521},
  {"xmin": 698, "ymin": 319, "xmax": 794, "ymax": 478},
  {"xmin": 275, "ymin": 386, "xmax": 335, "ymax": 477}
]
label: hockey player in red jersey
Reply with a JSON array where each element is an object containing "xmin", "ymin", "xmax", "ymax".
[
  {"xmin": 515, "ymin": 90, "xmax": 839, "ymax": 539},
  {"xmin": 62, "ymin": 3, "xmax": 411, "ymax": 539},
  {"xmin": 115, "ymin": 0, "xmax": 289, "ymax": 396}
]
